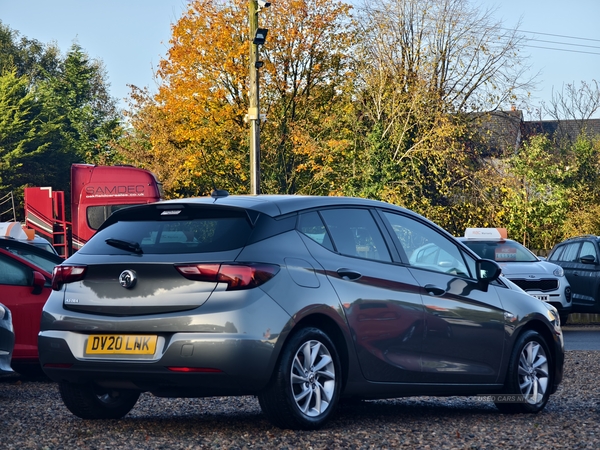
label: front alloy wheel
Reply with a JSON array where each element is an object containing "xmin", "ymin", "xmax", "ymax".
[
  {"xmin": 495, "ymin": 330, "xmax": 552, "ymax": 413},
  {"xmin": 258, "ymin": 327, "xmax": 341, "ymax": 430}
]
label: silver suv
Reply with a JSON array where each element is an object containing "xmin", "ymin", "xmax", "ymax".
[{"xmin": 458, "ymin": 228, "xmax": 572, "ymax": 323}]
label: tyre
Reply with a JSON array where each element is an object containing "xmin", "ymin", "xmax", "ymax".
[
  {"xmin": 59, "ymin": 381, "xmax": 140, "ymax": 419},
  {"xmin": 495, "ymin": 330, "xmax": 552, "ymax": 414},
  {"xmin": 258, "ymin": 327, "xmax": 341, "ymax": 430}
]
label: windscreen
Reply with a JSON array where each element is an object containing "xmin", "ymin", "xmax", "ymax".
[
  {"xmin": 3, "ymin": 245, "xmax": 61, "ymax": 272},
  {"xmin": 462, "ymin": 240, "xmax": 538, "ymax": 262}
]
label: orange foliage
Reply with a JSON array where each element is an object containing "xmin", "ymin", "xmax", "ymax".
[{"xmin": 118, "ymin": 0, "xmax": 355, "ymax": 197}]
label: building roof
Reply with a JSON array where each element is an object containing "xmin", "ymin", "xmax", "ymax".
[
  {"xmin": 475, "ymin": 111, "xmax": 600, "ymax": 154},
  {"xmin": 522, "ymin": 119, "xmax": 600, "ymax": 142}
]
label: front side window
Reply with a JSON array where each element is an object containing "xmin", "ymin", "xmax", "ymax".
[
  {"xmin": 580, "ymin": 241, "xmax": 598, "ymax": 261},
  {"xmin": 4, "ymin": 247, "xmax": 59, "ymax": 273},
  {"xmin": 319, "ymin": 209, "xmax": 391, "ymax": 262},
  {"xmin": 382, "ymin": 211, "xmax": 470, "ymax": 277}
]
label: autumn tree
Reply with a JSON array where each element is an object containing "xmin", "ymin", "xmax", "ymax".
[
  {"xmin": 119, "ymin": 0, "xmax": 255, "ymax": 198},
  {"xmin": 331, "ymin": 0, "xmax": 534, "ymax": 233},
  {"xmin": 117, "ymin": 0, "xmax": 355, "ymax": 198},
  {"xmin": 559, "ymin": 134, "xmax": 600, "ymax": 238},
  {"xmin": 257, "ymin": 0, "xmax": 355, "ymax": 194}
]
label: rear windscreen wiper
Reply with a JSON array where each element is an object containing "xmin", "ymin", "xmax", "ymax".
[{"xmin": 105, "ymin": 238, "xmax": 143, "ymax": 254}]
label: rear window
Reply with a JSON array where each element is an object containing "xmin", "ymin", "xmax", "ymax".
[{"xmin": 80, "ymin": 210, "xmax": 252, "ymax": 255}]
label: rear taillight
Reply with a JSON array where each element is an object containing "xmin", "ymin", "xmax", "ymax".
[
  {"xmin": 52, "ymin": 265, "xmax": 87, "ymax": 290},
  {"xmin": 175, "ymin": 263, "xmax": 279, "ymax": 290}
]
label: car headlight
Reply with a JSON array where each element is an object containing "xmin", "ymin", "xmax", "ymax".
[
  {"xmin": 553, "ymin": 266, "xmax": 564, "ymax": 277},
  {"xmin": 0, "ymin": 304, "xmax": 6, "ymax": 320},
  {"xmin": 547, "ymin": 308, "xmax": 560, "ymax": 327}
]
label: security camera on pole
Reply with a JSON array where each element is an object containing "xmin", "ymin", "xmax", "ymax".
[{"xmin": 248, "ymin": 1, "xmax": 270, "ymax": 195}]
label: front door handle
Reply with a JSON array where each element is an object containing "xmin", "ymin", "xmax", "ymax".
[
  {"xmin": 424, "ymin": 284, "xmax": 446, "ymax": 296},
  {"xmin": 337, "ymin": 268, "xmax": 362, "ymax": 281}
]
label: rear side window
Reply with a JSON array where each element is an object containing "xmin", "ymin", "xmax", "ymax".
[
  {"xmin": 81, "ymin": 209, "xmax": 252, "ymax": 254},
  {"xmin": 297, "ymin": 212, "xmax": 334, "ymax": 251},
  {"xmin": 320, "ymin": 208, "xmax": 391, "ymax": 262},
  {"xmin": 549, "ymin": 242, "xmax": 580, "ymax": 262},
  {"xmin": 548, "ymin": 245, "xmax": 565, "ymax": 261}
]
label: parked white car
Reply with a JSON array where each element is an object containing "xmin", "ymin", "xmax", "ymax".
[{"xmin": 458, "ymin": 228, "xmax": 572, "ymax": 324}]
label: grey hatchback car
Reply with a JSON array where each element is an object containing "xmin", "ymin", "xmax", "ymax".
[{"xmin": 39, "ymin": 195, "xmax": 564, "ymax": 429}]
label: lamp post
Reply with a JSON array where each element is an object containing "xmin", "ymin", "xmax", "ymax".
[{"xmin": 248, "ymin": 1, "xmax": 269, "ymax": 195}]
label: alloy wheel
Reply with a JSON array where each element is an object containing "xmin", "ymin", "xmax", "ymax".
[
  {"xmin": 290, "ymin": 339, "xmax": 336, "ymax": 417},
  {"xmin": 518, "ymin": 340, "xmax": 549, "ymax": 404}
]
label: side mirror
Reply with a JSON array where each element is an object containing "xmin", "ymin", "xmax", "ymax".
[
  {"xmin": 476, "ymin": 259, "xmax": 502, "ymax": 284},
  {"xmin": 580, "ymin": 255, "xmax": 596, "ymax": 265},
  {"xmin": 31, "ymin": 271, "xmax": 46, "ymax": 295}
]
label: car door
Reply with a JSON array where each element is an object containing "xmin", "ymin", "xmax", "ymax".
[
  {"xmin": 570, "ymin": 240, "xmax": 600, "ymax": 308},
  {"xmin": 549, "ymin": 241, "xmax": 593, "ymax": 307},
  {"xmin": 297, "ymin": 208, "xmax": 425, "ymax": 383},
  {"xmin": 379, "ymin": 210, "xmax": 506, "ymax": 384},
  {"xmin": 0, "ymin": 252, "xmax": 51, "ymax": 360}
]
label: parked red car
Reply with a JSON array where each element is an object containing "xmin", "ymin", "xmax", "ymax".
[{"xmin": 0, "ymin": 237, "xmax": 62, "ymax": 371}]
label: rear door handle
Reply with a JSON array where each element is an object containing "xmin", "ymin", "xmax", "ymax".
[{"xmin": 337, "ymin": 268, "xmax": 362, "ymax": 281}]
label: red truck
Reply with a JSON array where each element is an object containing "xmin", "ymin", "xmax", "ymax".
[{"xmin": 24, "ymin": 164, "xmax": 163, "ymax": 257}]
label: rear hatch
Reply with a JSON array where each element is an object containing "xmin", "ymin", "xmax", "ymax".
[{"xmin": 55, "ymin": 203, "xmax": 255, "ymax": 316}]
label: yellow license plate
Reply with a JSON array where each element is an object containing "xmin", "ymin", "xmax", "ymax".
[{"xmin": 86, "ymin": 335, "xmax": 157, "ymax": 355}]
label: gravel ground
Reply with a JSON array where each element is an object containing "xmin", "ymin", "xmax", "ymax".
[{"xmin": 1, "ymin": 350, "xmax": 599, "ymax": 449}]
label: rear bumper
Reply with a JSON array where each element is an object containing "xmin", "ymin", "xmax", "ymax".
[
  {"xmin": 39, "ymin": 330, "xmax": 279, "ymax": 396},
  {"xmin": 38, "ymin": 288, "xmax": 292, "ymax": 396}
]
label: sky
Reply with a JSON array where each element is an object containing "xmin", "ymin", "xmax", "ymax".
[
  {"xmin": 476, "ymin": 0, "xmax": 600, "ymax": 119},
  {"xmin": 0, "ymin": 0, "xmax": 188, "ymax": 107},
  {"xmin": 1, "ymin": 0, "xmax": 599, "ymax": 119}
]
